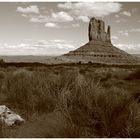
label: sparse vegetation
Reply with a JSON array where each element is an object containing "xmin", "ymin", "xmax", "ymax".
[
  {"xmin": 125, "ymin": 68, "xmax": 140, "ymax": 80},
  {"xmin": 0, "ymin": 59, "xmax": 5, "ymax": 64},
  {"xmin": 0, "ymin": 65, "xmax": 140, "ymax": 138}
]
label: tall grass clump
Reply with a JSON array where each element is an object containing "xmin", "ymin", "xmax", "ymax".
[
  {"xmin": 55, "ymin": 72, "xmax": 140, "ymax": 137},
  {"xmin": 3, "ymin": 69, "xmax": 59, "ymax": 118}
]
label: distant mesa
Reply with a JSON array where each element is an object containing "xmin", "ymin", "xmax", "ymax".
[{"xmin": 61, "ymin": 17, "xmax": 138, "ymax": 64}]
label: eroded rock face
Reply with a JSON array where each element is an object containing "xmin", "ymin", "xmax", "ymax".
[
  {"xmin": 0, "ymin": 105, "xmax": 24, "ymax": 127},
  {"xmin": 88, "ymin": 17, "xmax": 111, "ymax": 42}
]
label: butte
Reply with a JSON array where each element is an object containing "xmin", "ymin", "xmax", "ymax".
[{"xmin": 60, "ymin": 17, "xmax": 138, "ymax": 64}]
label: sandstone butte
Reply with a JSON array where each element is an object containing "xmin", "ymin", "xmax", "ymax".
[{"xmin": 58, "ymin": 17, "xmax": 139, "ymax": 65}]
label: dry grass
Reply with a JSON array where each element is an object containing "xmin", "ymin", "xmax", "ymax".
[{"xmin": 0, "ymin": 66, "xmax": 140, "ymax": 137}]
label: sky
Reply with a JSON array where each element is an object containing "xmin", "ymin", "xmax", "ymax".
[{"xmin": 0, "ymin": 2, "xmax": 139, "ymax": 55}]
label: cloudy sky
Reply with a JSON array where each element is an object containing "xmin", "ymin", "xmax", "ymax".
[{"xmin": 0, "ymin": 2, "xmax": 139, "ymax": 55}]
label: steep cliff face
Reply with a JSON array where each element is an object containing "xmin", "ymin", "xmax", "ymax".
[
  {"xmin": 88, "ymin": 18, "xmax": 111, "ymax": 43},
  {"xmin": 63, "ymin": 17, "xmax": 138, "ymax": 64}
]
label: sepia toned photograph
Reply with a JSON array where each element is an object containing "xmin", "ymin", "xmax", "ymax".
[{"xmin": 0, "ymin": 1, "xmax": 140, "ymax": 138}]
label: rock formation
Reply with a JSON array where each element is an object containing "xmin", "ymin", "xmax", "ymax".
[
  {"xmin": 62, "ymin": 17, "xmax": 138, "ymax": 64},
  {"xmin": 88, "ymin": 17, "xmax": 111, "ymax": 42},
  {"xmin": 0, "ymin": 105, "xmax": 24, "ymax": 126}
]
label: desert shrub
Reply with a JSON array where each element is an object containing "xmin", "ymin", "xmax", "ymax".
[
  {"xmin": 0, "ymin": 71, "xmax": 6, "ymax": 93},
  {"xmin": 125, "ymin": 69, "xmax": 140, "ymax": 80},
  {"xmin": 0, "ymin": 123, "xmax": 3, "ymax": 138},
  {"xmin": 77, "ymin": 61, "xmax": 82, "ymax": 64},
  {"xmin": 88, "ymin": 68, "xmax": 112, "ymax": 82},
  {"xmin": 88, "ymin": 61, "xmax": 92, "ymax": 64},
  {"xmin": 4, "ymin": 69, "xmax": 58, "ymax": 117},
  {"xmin": 8, "ymin": 111, "xmax": 89, "ymax": 138},
  {"xmin": 0, "ymin": 68, "xmax": 6, "ymax": 72},
  {"xmin": 6, "ymin": 66, "xmax": 17, "ymax": 72},
  {"xmin": 3, "ymin": 68, "xmax": 79, "ymax": 117},
  {"xmin": 56, "ymin": 74, "xmax": 140, "ymax": 137},
  {"xmin": 92, "ymin": 68, "xmax": 132, "ymax": 82},
  {"xmin": 0, "ymin": 71, "xmax": 6, "ymax": 80},
  {"xmin": 0, "ymin": 59, "xmax": 4, "ymax": 64},
  {"xmin": 25, "ymin": 67, "xmax": 34, "ymax": 71},
  {"xmin": 4, "ymin": 69, "xmax": 33, "ymax": 114}
]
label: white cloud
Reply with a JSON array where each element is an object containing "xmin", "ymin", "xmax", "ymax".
[
  {"xmin": 123, "ymin": 32, "xmax": 129, "ymax": 36},
  {"xmin": 121, "ymin": 11, "xmax": 131, "ymax": 17},
  {"xmin": 45, "ymin": 22, "xmax": 59, "ymax": 28},
  {"xmin": 118, "ymin": 30, "xmax": 129, "ymax": 36},
  {"xmin": 29, "ymin": 17, "xmax": 40, "ymax": 22},
  {"xmin": 114, "ymin": 19, "xmax": 126, "ymax": 23},
  {"xmin": 1, "ymin": 41, "xmax": 139, "ymax": 55},
  {"xmin": 115, "ymin": 43, "xmax": 140, "ymax": 54},
  {"xmin": 33, "ymin": 40, "xmax": 76, "ymax": 55},
  {"xmin": 35, "ymin": 39, "xmax": 76, "ymax": 50},
  {"xmin": 18, "ymin": 2, "xmax": 122, "ymax": 28},
  {"xmin": 131, "ymin": 8, "xmax": 137, "ymax": 13},
  {"xmin": 72, "ymin": 23, "xmax": 80, "ymax": 28},
  {"xmin": 18, "ymin": 43, "xmax": 30, "ymax": 48},
  {"xmin": 114, "ymin": 19, "xmax": 121, "ymax": 23},
  {"xmin": 36, "ymin": 40, "xmax": 49, "ymax": 45},
  {"xmin": 21, "ymin": 14, "xmax": 28, "ymax": 18},
  {"xmin": 51, "ymin": 11, "xmax": 73, "ymax": 22},
  {"xmin": 58, "ymin": 2, "xmax": 73, "ymax": 9},
  {"xmin": 16, "ymin": 5, "xmax": 39, "ymax": 14},
  {"xmin": 29, "ymin": 11, "xmax": 73, "ymax": 23},
  {"xmin": 77, "ymin": 16, "xmax": 89, "ymax": 22},
  {"xmin": 49, "ymin": 40, "xmax": 75, "ymax": 49},
  {"xmin": 0, "ymin": 43, "xmax": 39, "ymax": 55},
  {"xmin": 117, "ymin": 28, "xmax": 140, "ymax": 37},
  {"xmin": 115, "ymin": 28, "xmax": 140, "ymax": 40},
  {"xmin": 115, "ymin": 14, "xmax": 119, "ymax": 18},
  {"xmin": 52, "ymin": 40, "xmax": 67, "ymax": 43},
  {"xmin": 130, "ymin": 28, "xmax": 140, "ymax": 32},
  {"xmin": 29, "ymin": 15, "xmax": 49, "ymax": 23},
  {"xmin": 114, "ymin": 11, "xmax": 131, "ymax": 23},
  {"xmin": 58, "ymin": 2, "xmax": 122, "ymax": 18},
  {"xmin": 0, "ymin": 40, "xmax": 77, "ymax": 55},
  {"xmin": 29, "ymin": 17, "xmax": 40, "ymax": 23},
  {"xmin": 28, "ymin": 16, "xmax": 50, "ymax": 23},
  {"xmin": 111, "ymin": 35, "xmax": 119, "ymax": 40}
]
